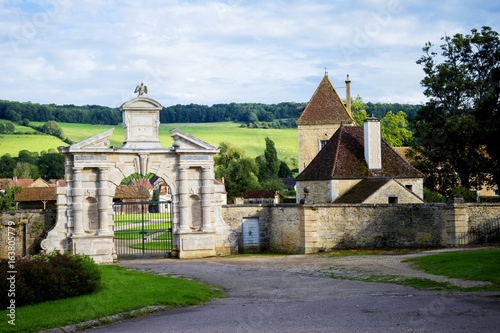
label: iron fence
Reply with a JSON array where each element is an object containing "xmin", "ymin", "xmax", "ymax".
[{"xmin": 113, "ymin": 201, "xmax": 173, "ymax": 259}]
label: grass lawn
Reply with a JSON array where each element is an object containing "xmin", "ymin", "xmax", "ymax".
[
  {"xmin": 130, "ymin": 241, "xmax": 172, "ymax": 250},
  {"xmin": 26, "ymin": 121, "xmax": 298, "ymax": 161},
  {"xmin": 404, "ymin": 249, "xmax": 500, "ymax": 285},
  {"xmin": 113, "ymin": 213, "xmax": 172, "ymax": 226},
  {"xmin": 114, "ymin": 224, "xmax": 171, "ymax": 239},
  {"xmin": 0, "ymin": 265, "xmax": 220, "ymax": 333}
]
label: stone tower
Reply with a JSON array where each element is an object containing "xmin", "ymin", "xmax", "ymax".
[{"xmin": 296, "ymin": 75, "xmax": 355, "ymax": 172}]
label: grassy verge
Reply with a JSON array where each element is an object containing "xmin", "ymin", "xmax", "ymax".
[
  {"xmin": 404, "ymin": 250, "xmax": 500, "ymax": 286},
  {"xmin": 113, "ymin": 213, "xmax": 172, "ymax": 226},
  {"xmin": 0, "ymin": 265, "xmax": 221, "ymax": 332},
  {"xmin": 318, "ymin": 249, "xmax": 500, "ymax": 292}
]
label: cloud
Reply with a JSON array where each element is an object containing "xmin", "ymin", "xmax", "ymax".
[{"xmin": 0, "ymin": 0, "xmax": 498, "ymax": 107}]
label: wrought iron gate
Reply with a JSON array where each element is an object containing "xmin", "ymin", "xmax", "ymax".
[{"xmin": 113, "ymin": 201, "xmax": 173, "ymax": 258}]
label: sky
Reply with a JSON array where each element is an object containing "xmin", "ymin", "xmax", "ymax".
[{"xmin": 0, "ymin": 0, "xmax": 498, "ymax": 108}]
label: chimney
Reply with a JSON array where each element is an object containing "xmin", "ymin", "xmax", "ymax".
[
  {"xmin": 364, "ymin": 114, "xmax": 381, "ymax": 170},
  {"xmin": 345, "ymin": 74, "xmax": 351, "ymax": 115}
]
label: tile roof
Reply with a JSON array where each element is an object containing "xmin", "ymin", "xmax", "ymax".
[
  {"xmin": 296, "ymin": 126, "xmax": 424, "ymax": 180},
  {"xmin": 29, "ymin": 178, "xmax": 51, "ymax": 188},
  {"xmin": 0, "ymin": 179, "xmax": 34, "ymax": 189},
  {"xmin": 333, "ymin": 178, "xmax": 391, "ymax": 203},
  {"xmin": 296, "ymin": 75, "xmax": 354, "ymax": 124},
  {"xmin": 14, "ymin": 187, "xmax": 57, "ymax": 202},
  {"xmin": 242, "ymin": 189, "xmax": 280, "ymax": 199},
  {"xmin": 49, "ymin": 179, "xmax": 66, "ymax": 187}
]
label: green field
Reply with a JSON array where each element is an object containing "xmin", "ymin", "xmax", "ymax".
[
  {"xmin": 0, "ymin": 133, "xmax": 67, "ymax": 157},
  {"xmin": 4, "ymin": 121, "xmax": 298, "ymax": 160}
]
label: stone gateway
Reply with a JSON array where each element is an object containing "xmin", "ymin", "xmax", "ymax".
[{"xmin": 41, "ymin": 95, "xmax": 233, "ymax": 263}]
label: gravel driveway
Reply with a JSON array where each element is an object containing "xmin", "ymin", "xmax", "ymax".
[{"xmin": 87, "ymin": 247, "xmax": 500, "ymax": 332}]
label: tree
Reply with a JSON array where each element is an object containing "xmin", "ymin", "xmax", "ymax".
[
  {"xmin": 0, "ymin": 183, "xmax": 19, "ymax": 210},
  {"xmin": 41, "ymin": 120, "xmax": 63, "ymax": 137},
  {"xmin": 37, "ymin": 152, "xmax": 65, "ymax": 179},
  {"xmin": 0, "ymin": 123, "xmax": 5, "ymax": 134},
  {"xmin": 0, "ymin": 154, "xmax": 16, "ymax": 178},
  {"xmin": 258, "ymin": 137, "xmax": 279, "ymax": 181},
  {"xmin": 380, "ymin": 111, "xmax": 413, "ymax": 147},
  {"xmin": 4, "ymin": 122, "xmax": 15, "ymax": 134},
  {"xmin": 13, "ymin": 162, "xmax": 33, "ymax": 179},
  {"xmin": 352, "ymin": 96, "xmax": 413, "ymax": 146},
  {"xmin": 215, "ymin": 142, "xmax": 261, "ymax": 199},
  {"xmin": 410, "ymin": 26, "xmax": 500, "ymax": 193},
  {"xmin": 278, "ymin": 160, "xmax": 293, "ymax": 178}
]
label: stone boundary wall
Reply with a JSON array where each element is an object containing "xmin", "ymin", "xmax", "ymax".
[
  {"xmin": 223, "ymin": 203, "xmax": 500, "ymax": 254},
  {"xmin": 0, "ymin": 209, "xmax": 56, "ymax": 259},
  {"xmin": 299, "ymin": 204, "xmax": 448, "ymax": 253}
]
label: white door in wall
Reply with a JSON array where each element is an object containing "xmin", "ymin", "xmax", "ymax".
[{"xmin": 242, "ymin": 218, "xmax": 259, "ymax": 247}]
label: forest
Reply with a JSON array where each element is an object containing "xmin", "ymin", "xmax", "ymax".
[{"xmin": 0, "ymin": 99, "xmax": 421, "ymax": 127}]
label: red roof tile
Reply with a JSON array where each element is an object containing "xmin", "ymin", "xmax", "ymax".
[
  {"xmin": 296, "ymin": 75, "xmax": 354, "ymax": 124},
  {"xmin": 14, "ymin": 187, "xmax": 56, "ymax": 202},
  {"xmin": 296, "ymin": 126, "xmax": 424, "ymax": 180}
]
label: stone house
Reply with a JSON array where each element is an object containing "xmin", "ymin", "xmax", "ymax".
[
  {"xmin": 295, "ymin": 75, "xmax": 424, "ymax": 204},
  {"xmin": 296, "ymin": 74, "xmax": 356, "ymax": 173}
]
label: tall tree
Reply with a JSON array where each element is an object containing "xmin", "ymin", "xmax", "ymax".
[
  {"xmin": 259, "ymin": 137, "xmax": 279, "ymax": 181},
  {"xmin": 410, "ymin": 26, "xmax": 500, "ymax": 192}
]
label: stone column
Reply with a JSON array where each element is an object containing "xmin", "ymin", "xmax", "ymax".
[
  {"xmin": 445, "ymin": 197, "xmax": 469, "ymax": 246},
  {"xmin": 200, "ymin": 166, "xmax": 214, "ymax": 232},
  {"xmin": 72, "ymin": 167, "xmax": 84, "ymax": 236},
  {"xmin": 299, "ymin": 205, "xmax": 318, "ymax": 254},
  {"xmin": 97, "ymin": 167, "xmax": 111, "ymax": 235},
  {"xmin": 178, "ymin": 166, "xmax": 191, "ymax": 233}
]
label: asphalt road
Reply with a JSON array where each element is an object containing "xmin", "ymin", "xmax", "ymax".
[{"xmin": 89, "ymin": 258, "xmax": 500, "ymax": 333}]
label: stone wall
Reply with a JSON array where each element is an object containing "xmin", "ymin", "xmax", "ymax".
[
  {"xmin": 300, "ymin": 204, "xmax": 447, "ymax": 252},
  {"xmin": 221, "ymin": 204, "xmax": 301, "ymax": 254},
  {"xmin": 0, "ymin": 209, "xmax": 56, "ymax": 259},
  {"xmin": 223, "ymin": 202, "xmax": 500, "ymax": 255}
]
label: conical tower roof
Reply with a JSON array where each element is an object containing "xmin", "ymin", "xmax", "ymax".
[{"xmin": 297, "ymin": 75, "xmax": 354, "ymax": 124}]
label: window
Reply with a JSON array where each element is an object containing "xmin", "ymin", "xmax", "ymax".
[
  {"xmin": 320, "ymin": 140, "xmax": 328, "ymax": 149},
  {"xmin": 405, "ymin": 185, "xmax": 413, "ymax": 191},
  {"xmin": 388, "ymin": 196, "xmax": 398, "ymax": 204}
]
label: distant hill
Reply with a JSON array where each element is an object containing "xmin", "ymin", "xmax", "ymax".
[{"xmin": 0, "ymin": 99, "xmax": 421, "ymax": 126}]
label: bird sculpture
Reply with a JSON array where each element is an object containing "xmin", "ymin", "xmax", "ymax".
[{"xmin": 134, "ymin": 83, "xmax": 148, "ymax": 96}]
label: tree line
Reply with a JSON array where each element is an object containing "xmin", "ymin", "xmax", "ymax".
[{"xmin": 0, "ymin": 99, "xmax": 421, "ymax": 126}]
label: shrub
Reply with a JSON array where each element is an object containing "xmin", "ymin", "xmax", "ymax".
[
  {"xmin": 423, "ymin": 188, "xmax": 446, "ymax": 203},
  {"xmin": 448, "ymin": 186, "xmax": 478, "ymax": 203},
  {"xmin": 0, "ymin": 251, "xmax": 101, "ymax": 307}
]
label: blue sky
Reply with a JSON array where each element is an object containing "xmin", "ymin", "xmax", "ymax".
[{"xmin": 1, "ymin": 0, "xmax": 498, "ymax": 107}]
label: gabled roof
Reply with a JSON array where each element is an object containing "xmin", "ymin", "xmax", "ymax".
[
  {"xmin": 296, "ymin": 126, "xmax": 424, "ymax": 180},
  {"xmin": 29, "ymin": 178, "xmax": 51, "ymax": 188},
  {"xmin": 296, "ymin": 75, "xmax": 354, "ymax": 124},
  {"xmin": 334, "ymin": 178, "xmax": 424, "ymax": 204},
  {"xmin": 333, "ymin": 178, "xmax": 391, "ymax": 203},
  {"xmin": 0, "ymin": 179, "xmax": 34, "ymax": 189},
  {"xmin": 14, "ymin": 187, "xmax": 56, "ymax": 202}
]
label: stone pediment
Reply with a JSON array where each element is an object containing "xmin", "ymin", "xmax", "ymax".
[
  {"xmin": 169, "ymin": 128, "xmax": 218, "ymax": 151},
  {"xmin": 120, "ymin": 97, "xmax": 162, "ymax": 111},
  {"xmin": 69, "ymin": 128, "xmax": 114, "ymax": 150}
]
